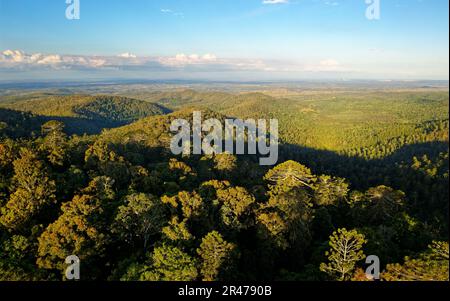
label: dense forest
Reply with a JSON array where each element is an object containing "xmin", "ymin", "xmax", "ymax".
[
  {"xmin": 0, "ymin": 95, "xmax": 170, "ymax": 136},
  {"xmin": 0, "ymin": 89, "xmax": 448, "ymax": 281}
]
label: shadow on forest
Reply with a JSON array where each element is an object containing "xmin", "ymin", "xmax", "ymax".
[
  {"xmin": 39, "ymin": 115, "xmax": 129, "ymax": 135},
  {"xmin": 104, "ymin": 137, "xmax": 449, "ymax": 236},
  {"xmin": 0, "ymin": 107, "xmax": 148, "ymax": 137},
  {"xmin": 2, "ymin": 104, "xmax": 446, "ymax": 192},
  {"xmin": 278, "ymin": 140, "xmax": 449, "ymax": 190},
  {"xmin": 104, "ymin": 131, "xmax": 448, "ymax": 199}
]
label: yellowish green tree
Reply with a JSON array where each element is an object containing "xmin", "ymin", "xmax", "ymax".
[
  {"xmin": 138, "ymin": 244, "xmax": 198, "ymax": 281},
  {"xmin": 113, "ymin": 193, "xmax": 167, "ymax": 251},
  {"xmin": 197, "ymin": 231, "xmax": 237, "ymax": 281},
  {"xmin": 381, "ymin": 241, "xmax": 449, "ymax": 281},
  {"xmin": 0, "ymin": 148, "xmax": 56, "ymax": 230},
  {"xmin": 320, "ymin": 228, "xmax": 367, "ymax": 281},
  {"xmin": 40, "ymin": 120, "xmax": 67, "ymax": 166}
]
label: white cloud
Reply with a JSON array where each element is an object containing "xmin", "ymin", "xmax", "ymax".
[
  {"xmin": 118, "ymin": 52, "xmax": 137, "ymax": 59},
  {"xmin": 202, "ymin": 54, "xmax": 217, "ymax": 61},
  {"xmin": 262, "ymin": 0, "xmax": 289, "ymax": 4},
  {"xmin": 86, "ymin": 58, "xmax": 107, "ymax": 68},
  {"xmin": 1, "ymin": 50, "xmax": 28, "ymax": 63},
  {"xmin": 0, "ymin": 50, "xmax": 354, "ymax": 76},
  {"xmin": 36, "ymin": 55, "xmax": 62, "ymax": 65},
  {"xmin": 158, "ymin": 53, "xmax": 218, "ymax": 66},
  {"xmin": 0, "ymin": 50, "xmax": 107, "ymax": 69}
]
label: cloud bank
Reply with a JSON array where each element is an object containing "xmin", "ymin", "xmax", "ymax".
[
  {"xmin": 0, "ymin": 50, "xmax": 347, "ymax": 75},
  {"xmin": 2, "ymin": 49, "xmax": 444, "ymax": 80}
]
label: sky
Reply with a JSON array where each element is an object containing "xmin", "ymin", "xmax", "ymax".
[{"xmin": 0, "ymin": 0, "xmax": 448, "ymax": 81}]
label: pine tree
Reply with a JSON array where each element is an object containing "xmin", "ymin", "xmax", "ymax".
[
  {"xmin": 381, "ymin": 241, "xmax": 449, "ymax": 281},
  {"xmin": 320, "ymin": 228, "xmax": 367, "ymax": 281}
]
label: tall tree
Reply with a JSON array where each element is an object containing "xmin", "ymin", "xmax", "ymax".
[
  {"xmin": 264, "ymin": 160, "xmax": 316, "ymax": 192},
  {"xmin": 0, "ymin": 148, "xmax": 56, "ymax": 230},
  {"xmin": 381, "ymin": 241, "xmax": 449, "ymax": 281},
  {"xmin": 217, "ymin": 186, "xmax": 256, "ymax": 231},
  {"xmin": 113, "ymin": 193, "xmax": 167, "ymax": 251},
  {"xmin": 313, "ymin": 175, "xmax": 349, "ymax": 206},
  {"xmin": 350, "ymin": 186, "xmax": 406, "ymax": 225},
  {"xmin": 197, "ymin": 231, "xmax": 238, "ymax": 281},
  {"xmin": 131, "ymin": 244, "xmax": 198, "ymax": 281},
  {"xmin": 320, "ymin": 228, "xmax": 367, "ymax": 281},
  {"xmin": 36, "ymin": 177, "xmax": 113, "ymax": 278},
  {"xmin": 40, "ymin": 121, "xmax": 67, "ymax": 166}
]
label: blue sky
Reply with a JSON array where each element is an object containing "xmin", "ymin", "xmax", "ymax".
[{"xmin": 0, "ymin": 0, "xmax": 448, "ymax": 81}]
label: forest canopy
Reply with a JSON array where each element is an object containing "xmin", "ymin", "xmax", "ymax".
[{"xmin": 0, "ymin": 89, "xmax": 448, "ymax": 281}]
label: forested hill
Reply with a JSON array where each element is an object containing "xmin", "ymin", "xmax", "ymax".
[
  {"xmin": 0, "ymin": 108, "xmax": 43, "ymax": 138},
  {"xmin": 0, "ymin": 108, "xmax": 448, "ymax": 281},
  {"xmin": 0, "ymin": 95, "xmax": 171, "ymax": 135},
  {"xmin": 132, "ymin": 89, "xmax": 288, "ymax": 119},
  {"xmin": 99, "ymin": 108, "xmax": 226, "ymax": 149},
  {"xmin": 127, "ymin": 89, "xmax": 449, "ymax": 152},
  {"xmin": 0, "ymin": 89, "xmax": 448, "ymax": 281},
  {"xmin": 98, "ymin": 105, "xmax": 449, "ymax": 227},
  {"xmin": 1, "ymin": 94, "xmax": 170, "ymax": 121}
]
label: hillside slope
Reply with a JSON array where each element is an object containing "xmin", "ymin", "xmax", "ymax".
[
  {"xmin": 141, "ymin": 89, "xmax": 449, "ymax": 153},
  {"xmin": 0, "ymin": 95, "xmax": 171, "ymax": 135}
]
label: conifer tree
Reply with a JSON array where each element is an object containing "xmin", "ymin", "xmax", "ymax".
[{"xmin": 320, "ymin": 228, "xmax": 367, "ymax": 281}]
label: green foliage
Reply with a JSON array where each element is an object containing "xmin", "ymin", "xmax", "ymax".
[
  {"xmin": 349, "ymin": 186, "xmax": 406, "ymax": 225},
  {"xmin": 213, "ymin": 153, "xmax": 237, "ymax": 178},
  {"xmin": 162, "ymin": 217, "xmax": 193, "ymax": 242},
  {"xmin": 0, "ymin": 148, "xmax": 56, "ymax": 230},
  {"xmin": 314, "ymin": 175, "xmax": 349, "ymax": 206},
  {"xmin": 217, "ymin": 187, "xmax": 255, "ymax": 230},
  {"xmin": 381, "ymin": 241, "xmax": 449, "ymax": 281},
  {"xmin": 113, "ymin": 193, "xmax": 167, "ymax": 251},
  {"xmin": 39, "ymin": 121, "xmax": 68, "ymax": 166},
  {"xmin": 140, "ymin": 244, "xmax": 198, "ymax": 281},
  {"xmin": 258, "ymin": 163, "xmax": 316, "ymax": 253},
  {"xmin": 320, "ymin": 228, "xmax": 367, "ymax": 281},
  {"xmin": 0, "ymin": 95, "xmax": 170, "ymax": 135},
  {"xmin": 264, "ymin": 160, "xmax": 316, "ymax": 190},
  {"xmin": 162, "ymin": 191, "xmax": 206, "ymax": 220},
  {"xmin": 0, "ymin": 88, "xmax": 447, "ymax": 281},
  {"xmin": 0, "ymin": 108, "xmax": 42, "ymax": 138},
  {"xmin": 36, "ymin": 177, "xmax": 113, "ymax": 278},
  {"xmin": 197, "ymin": 231, "xmax": 238, "ymax": 281},
  {"xmin": 429, "ymin": 240, "xmax": 449, "ymax": 260}
]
